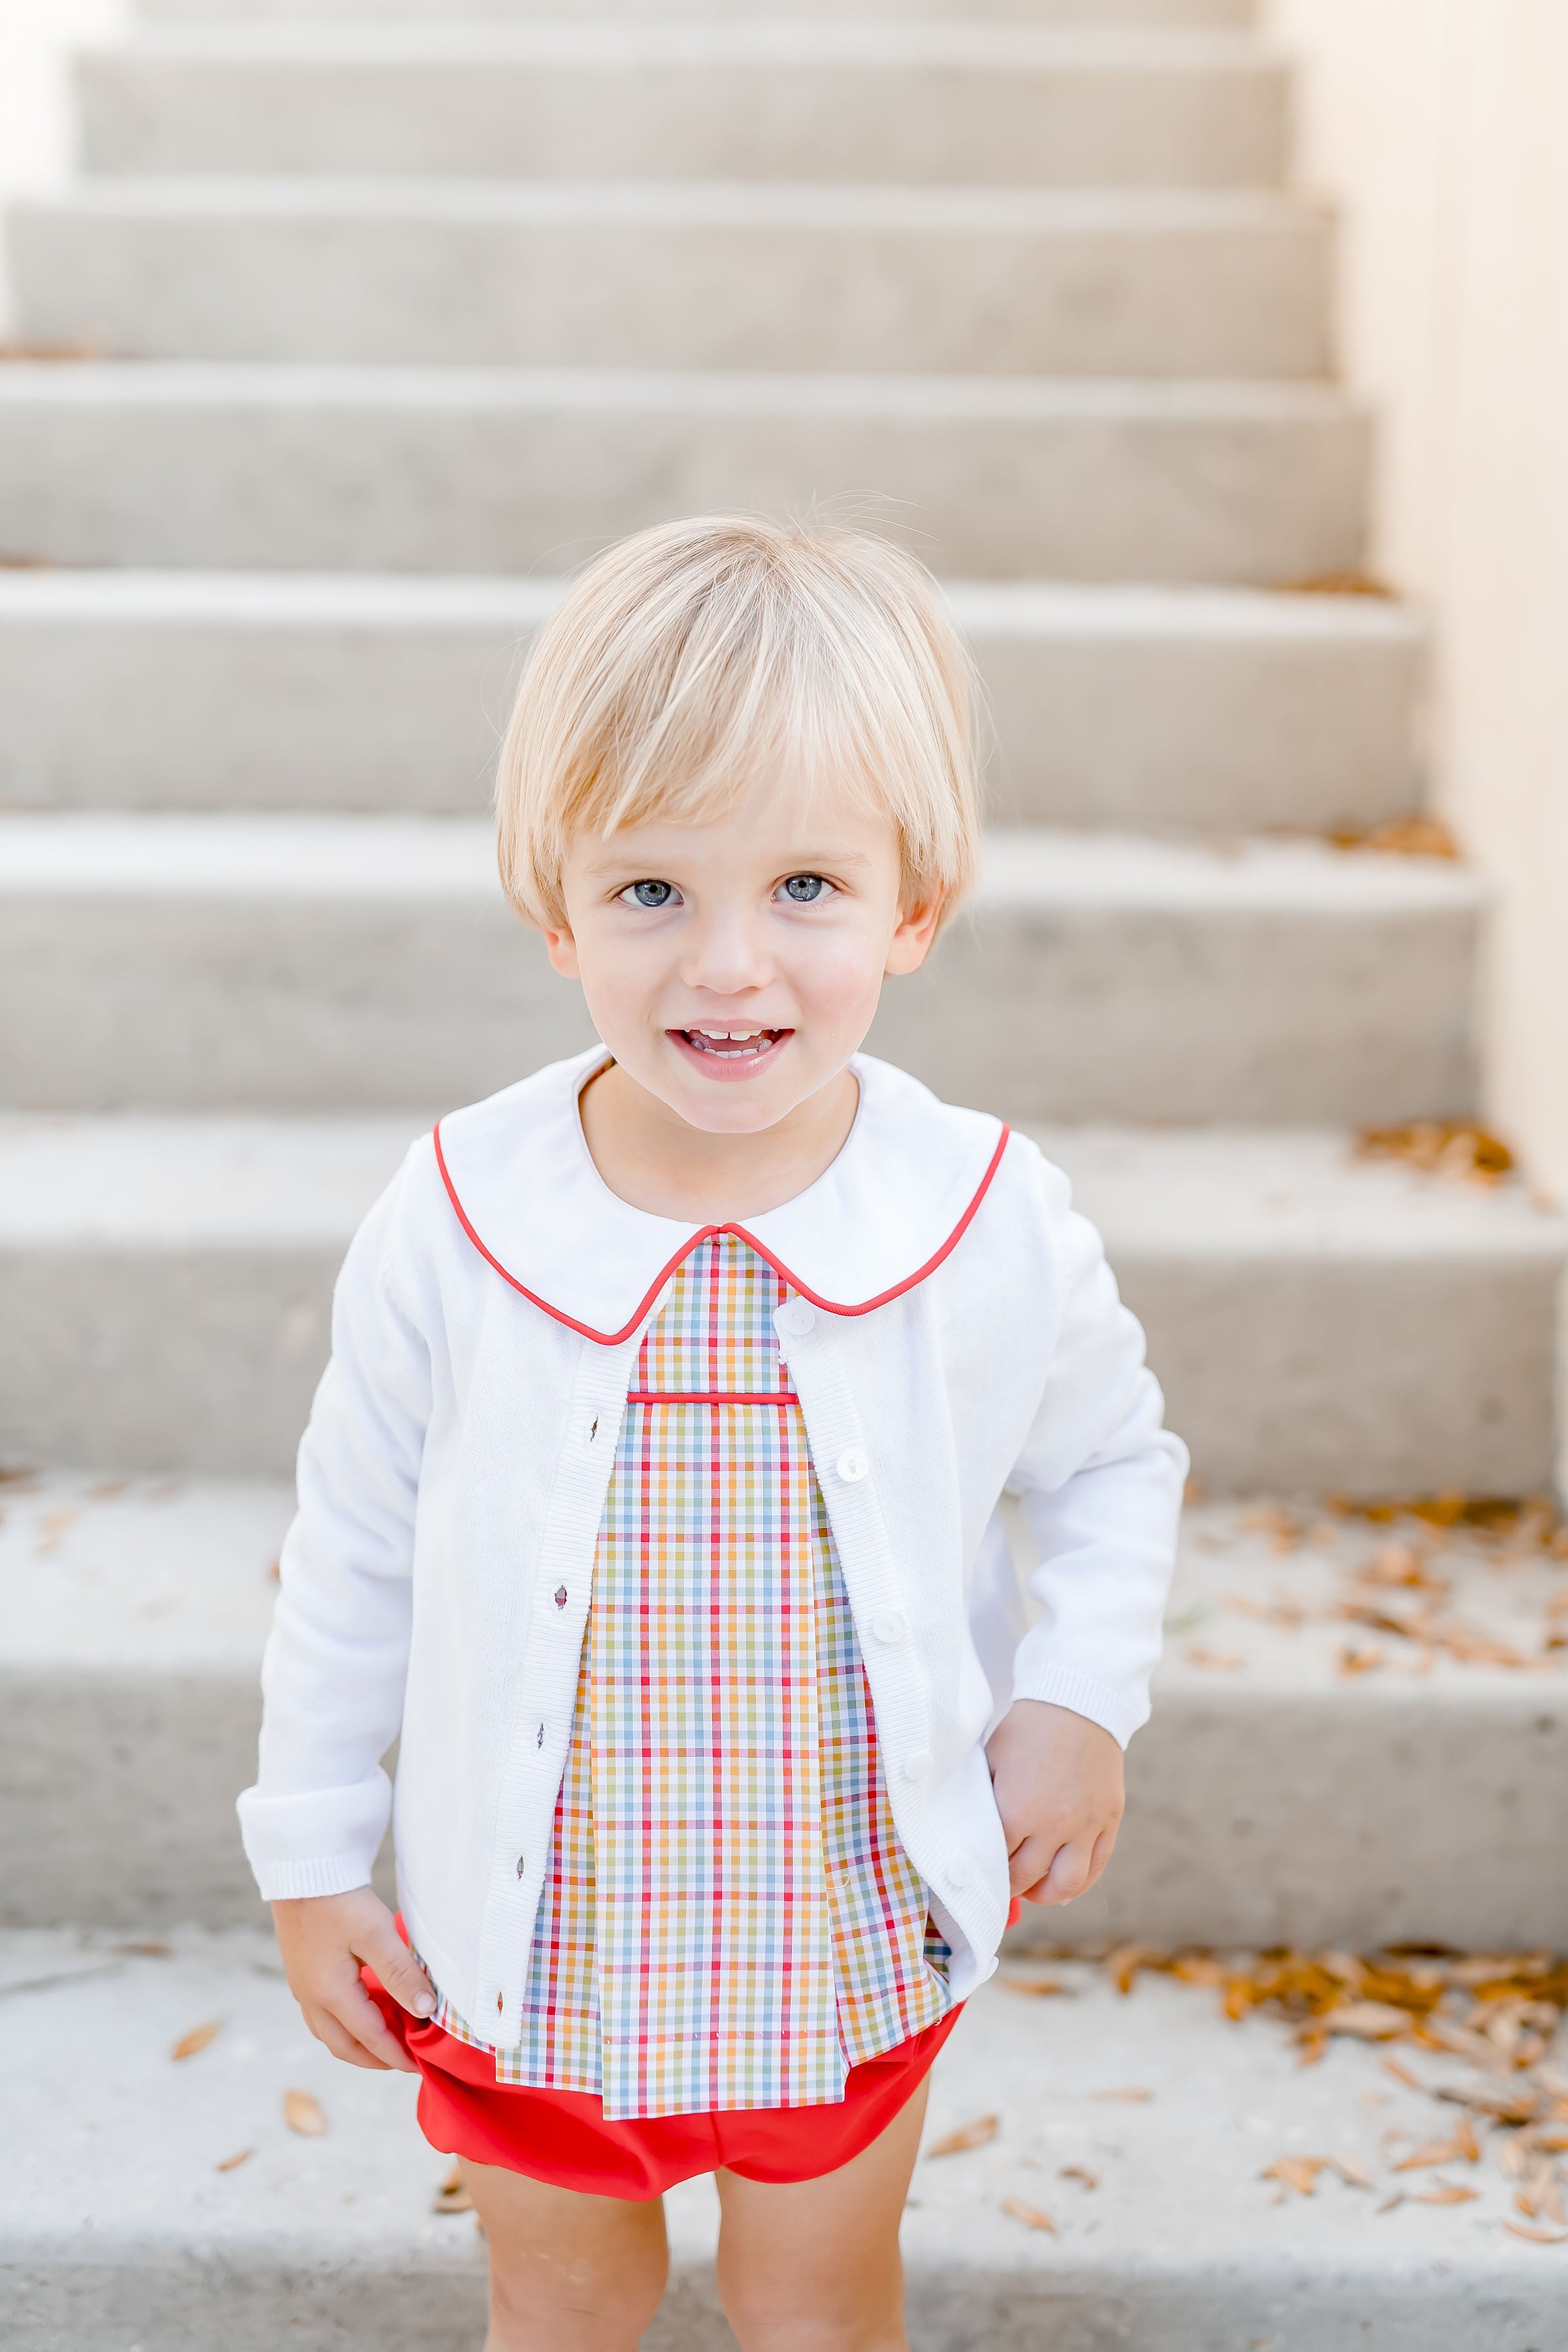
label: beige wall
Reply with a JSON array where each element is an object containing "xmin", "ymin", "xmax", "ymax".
[{"xmin": 1264, "ymin": 0, "xmax": 1568, "ymax": 1201}]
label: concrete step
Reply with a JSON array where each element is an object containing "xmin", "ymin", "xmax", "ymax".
[
  {"xmin": 0, "ymin": 363, "xmax": 1369, "ymax": 582},
  {"xmin": 0, "ymin": 817, "xmax": 1479, "ymax": 1122},
  {"xmin": 9, "ymin": 1934, "xmax": 1565, "ymax": 2352},
  {"xmin": 0, "ymin": 572, "xmax": 1424, "ymax": 833},
  {"xmin": 5, "ymin": 1943, "xmax": 1568, "ymax": 2352},
  {"xmin": 77, "ymin": 27, "xmax": 1289, "ymax": 188},
  {"xmin": 5, "ymin": 1483, "xmax": 1567, "ymax": 1951},
  {"xmin": 139, "ymin": 0, "xmax": 1258, "ymax": 25},
  {"xmin": 3, "ymin": 1117, "xmax": 1556, "ymax": 1485},
  {"xmin": 10, "ymin": 181, "xmax": 1332, "ymax": 380}
]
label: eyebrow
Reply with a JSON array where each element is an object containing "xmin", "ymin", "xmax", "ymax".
[{"xmin": 578, "ymin": 845, "xmax": 880, "ymax": 879}]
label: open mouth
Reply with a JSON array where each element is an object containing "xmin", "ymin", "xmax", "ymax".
[{"xmin": 669, "ymin": 1025, "xmax": 791, "ymax": 1064}]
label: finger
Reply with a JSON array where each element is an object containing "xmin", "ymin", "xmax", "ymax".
[
  {"xmin": 1078, "ymin": 1823, "xmax": 1120, "ymax": 1894},
  {"xmin": 356, "ymin": 1918, "xmax": 437, "ymax": 2022},
  {"xmin": 303, "ymin": 2002, "xmax": 395, "ymax": 2072},
  {"xmin": 321, "ymin": 1980, "xmax": 421, "ymax": 2074},
  {"xmin": 1034, "ymin": 1838, "xmax": 1095, "ymax": 1908},
  {"xmin": 1007, "ymin": 1828, "xmax": 1069, "ymax": 1894}
]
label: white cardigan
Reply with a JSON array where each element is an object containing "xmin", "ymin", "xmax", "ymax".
[{"xmin": 238, "ymin": 1048, "xmax": 1186, "ymax": 2029}]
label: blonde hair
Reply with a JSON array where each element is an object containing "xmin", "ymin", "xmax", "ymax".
[{"xmin": 496, "ymin": 514, "xmax": 982, "ymax": 933}]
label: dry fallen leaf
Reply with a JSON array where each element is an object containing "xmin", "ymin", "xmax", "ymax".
[
  {"xmin": 1382, "ymin": 2056, "xmax": 1424, "ymax": 2090},
  {"xmin": 1393, "ymin": 2121, "xmax": 1480, "ymax": 2172},
  {"xmin": 998, "ymin": 1972, "xmax": 1070, "ymax": 1998},
  {"xmin": 1503, "ymin": 2221, "xmax": 1568, "ymax": 2245},
  {"xmin": 1357, "ymin": 1119, "xmax": 1511, "ymax": 1181},
  {"xmin": 1322, "ymin": 2002, "xmax": 1415, "ymax": 2042},
  {"xmin": 1260, "ymin": 2157, "xmax": 1326, "ymax": 2197},
  {"xmin": 1331, "ymin": 816, "xmax": 1459, "ymax": 860},
  {"xmin": 1326, "ymin": 2155, "xmax": 1375, "ymax": 2190},
  {"xmin": 1094, "ymin": 2088, "xmax": 1152, "ymax": 2104},
  {"xmin": 1060, "ymin": 2164, "xmax": 1098, "ymax": 2189},
  {"xmin": 1416, "ymin": 2182, "xmax": 1479, "ymax": 2205},
  {"xmin": 170, "ymin": 2019, "xmax": 221, "ymax": 2063},
  {"xmin": 1335, "ymin": 1642, "xmax": 1384, "ymax": 1678},
  {"xmin": 1106, "ymin": 1944, "xmax": 1165, "ymax": 1995},
  {"xmin": 284, "ymin": 2088, "xmax": 329, "ymax": 2138},
  {"xmin": 216, "ymin": 2148, "xmax": 254, "ymax": 2174},
  {"xmin": 1186, "ymin": 1646, "xmax": 1247, "ymax": 1672},
  {"xmin": 1000, "ymin": 2197, "xmax": 1056, "ymax": 2232},
  {"xmin": 926, "ymin": 2114, "xmax": 998, "ymax": 2157},
  {"xmin": 433, "ymin": 2163, "xmax": 474, "ymax": 2215}
]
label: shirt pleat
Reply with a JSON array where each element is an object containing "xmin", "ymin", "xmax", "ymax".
[{"xmin": 429, "ymin": 1234, "xmax": 950, "ymax": 2116}]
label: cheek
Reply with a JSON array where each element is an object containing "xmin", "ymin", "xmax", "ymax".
[{"xmin": 787, "ymin": 921, "xmax": 891, "ymax": 1021}]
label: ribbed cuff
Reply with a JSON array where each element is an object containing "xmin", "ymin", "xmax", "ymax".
[
  {"xmin": 250, "ymin": 1854, "xmax": 376, "ymax": 1904},
  {"xmin": 1008, "ymin": 1661, "xmax": 1147, "ymax": 1751}
]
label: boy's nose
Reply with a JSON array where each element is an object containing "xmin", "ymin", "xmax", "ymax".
[{"xmin": 679, "ymin": 909, "xmax": 774, "ymax": 998}]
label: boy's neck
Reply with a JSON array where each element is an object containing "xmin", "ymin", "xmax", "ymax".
[{"xmin": 578, "ymin": 1060, "xmax": 860, "ymax": 1225}]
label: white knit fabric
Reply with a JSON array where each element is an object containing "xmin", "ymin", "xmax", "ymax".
[{"xmin": 238, "ymin": 1048, "xmax": 1188, "ymax": 2050}]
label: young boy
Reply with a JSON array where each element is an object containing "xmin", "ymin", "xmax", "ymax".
[{"xmin": 240, "ymin": 515, "xmax": 1186, "ymax": 2352}]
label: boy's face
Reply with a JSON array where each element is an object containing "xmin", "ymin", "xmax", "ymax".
[{"xmin": 543, "ymin": 777, "xmax": 943, "ymax": 1135}]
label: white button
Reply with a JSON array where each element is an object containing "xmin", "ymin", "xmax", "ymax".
[
  {"xmin": 836, "ymin": 1450, "xmax": 868, "ymax": 1484},
  {"xmin": 872, "ymin": 1608, "xmax": 909, "ymax": 1645},
  {"xmin": 903, "ymin": 1748, "xmax": 932, "ymax": 1782},
  {"xmin": 947, "ymin": 1857, "xmax": 974, "ymax": 1891},
  {"xmin": 777, "ymin": 1301, "xmax": 816, "ymax": 1339}
]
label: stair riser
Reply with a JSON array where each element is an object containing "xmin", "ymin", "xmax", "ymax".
[
  {"xmin": 0, "ymin": 886, "xmax": 1476, "ymax": 1123},
  {"xmin": 7, "ymin": 2259, "xmax": 1554, "ymax": 2352},
  {"xmin": 78, "ymin": 52, "xmax": 1288, "ymax": 188},
  {"xmin": 11, "ymin": 204, "xmax": 1331, "ymax": 380},
  {"xmin": 7, "ymin": 1663, "xmax": 1562, "ymax": 1948},
  {"xmin": 0, "ymin": 592, "xmax": 1422, "ymax": 832},
  {"xmin": 0, "ymin": 379, "xmax": 1371, "ymax": 581},
  {"xmin": 3, "ymin": 1221, "xmax": 1543, "ymax": 1490}
]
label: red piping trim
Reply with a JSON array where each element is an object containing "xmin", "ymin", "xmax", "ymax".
[
  {"xmin": 431, "ymin": 1119, "xmax": 1012, "ymax": 1347},
  {"xmin": 629, "ymin": 1391, "xmax": 800, "ymax": 1405}
]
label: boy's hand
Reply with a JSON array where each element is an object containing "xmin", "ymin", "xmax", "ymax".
[
  {"xmin": 985, "ymin": 1698, "xmax": 1125, "ymax": 1906},
  {"xmin": 271, "ymin": 1886, "xmax": 436, "ymax": 2074}
]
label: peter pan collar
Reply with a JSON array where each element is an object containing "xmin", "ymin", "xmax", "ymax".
[{"xmin": 433, "ymin": 1046, "xmax": 1010, "ymax": 1346}]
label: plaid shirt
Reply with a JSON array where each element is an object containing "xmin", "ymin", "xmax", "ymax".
[{"xmin": 429, "ymin": 1233, "xmax": 951, "ymax": 2117}]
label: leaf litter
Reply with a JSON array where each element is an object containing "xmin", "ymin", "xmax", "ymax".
[{"xmin": 1091, "ymin": 1935, "xmax": 1568, "ymax": 2242}]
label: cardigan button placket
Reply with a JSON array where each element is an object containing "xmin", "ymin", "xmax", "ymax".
[
  {"xmin": 872, "ymin": 1608, "xmax": 909, "ymax": 1644},
  {"xmin": 776, "ymin": 1300, "xmax": 816, "ymax": 1341},
  {"xmin": 903, "ymin": 1749, "xmax": 933, "ymax": 1783},
  {"xmin": 835, "ymin": 1450, "xmax": 868, "ymax": 1484}
]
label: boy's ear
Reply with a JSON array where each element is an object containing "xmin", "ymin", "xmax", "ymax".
[
  {"xmin": 543, "ymin": 922, "xmax": 581, "ymax": 980},
  {"xmin": 884, "ymin": 889, "xmax": 945, "ymax": 977}
]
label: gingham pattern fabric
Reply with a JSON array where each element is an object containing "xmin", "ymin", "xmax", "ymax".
[{"xmin": 429, "ymin": 1233, "xmax": 950, "ymax": 2117}]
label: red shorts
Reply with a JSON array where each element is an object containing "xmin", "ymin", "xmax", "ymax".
[{"xmin": 362, "ymin": 1904, "xmax": 1015, "ymax": 2199}]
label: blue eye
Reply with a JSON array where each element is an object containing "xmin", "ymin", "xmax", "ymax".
[
  {"xmin": 621, "ymin": 879, "xmax": 677, "ymax": 909},
  {"xmin": 780, "ymin": 874, "xmax": 831, "ymax": 904}
]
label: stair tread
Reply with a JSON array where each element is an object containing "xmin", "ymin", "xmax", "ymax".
[
  {"xmin": 0, "ymin": 812, "xmax": 1482, "ymax": 909},
  {"xmin": 95, "ymin": 23, "xmax": 1280, "ymax": 64},
  {"xmin": 27, "ymin": 176, "xmax": 1324, "ymax": 227},
  {"xmin": 0, "ymin": 566, "xmax": 1422, "ymax": 639},
  {"xmin": 1, "ymin": 1111, "xmax": 1554, "ymax": 1256},
  {"xmin": 0, "ymin": 357, "xmax": 1358, "ymax": 415},
  {"xmin": 1, "ymin": 1923, "xmax": 1561, "ymax": 2325}
]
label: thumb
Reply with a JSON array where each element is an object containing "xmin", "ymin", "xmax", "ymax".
[{"xmin": 358, "ymin": 1917, "xmax": 437, "ymax": 2020}]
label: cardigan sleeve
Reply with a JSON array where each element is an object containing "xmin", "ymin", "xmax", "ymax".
[
  {"xmin": 1005, "ymin": 1169, "xmax": 1188, "ymax": 1749},
  {"xmin": 237, "ymin": 1155, "xmax": 433, "ymax": 1900}
]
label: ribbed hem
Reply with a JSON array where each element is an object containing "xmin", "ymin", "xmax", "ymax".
[
  {"xmin": 1009, "ymin": 1661, "xmax": 1147, "ymax": 1752},
  {"xmin": 249, "ymin": 1854, "xmax": 378, "ymax": 1903}
]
